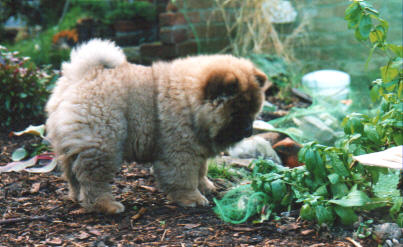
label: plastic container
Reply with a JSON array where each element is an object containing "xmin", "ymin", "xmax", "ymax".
[{"xmin": 302, "ymin": 70, "xmax": 350, "ymax": 100}]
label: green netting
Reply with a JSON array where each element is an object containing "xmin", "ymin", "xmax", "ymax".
[{"xmin": 213, "ymin": 184, "xmax": 268, "ymax": 224}]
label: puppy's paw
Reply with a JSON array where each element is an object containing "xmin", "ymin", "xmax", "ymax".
[
  {"xmin": 167, "ymin": 189, "xmax": 209, "ymax": 207},
  {"xmin": 198, "ymin": 176, "xmax": 217, "ymax": 195},
  {"xmin": 93, "ymin": 197, "xmax": 125, "ymax": 214}
]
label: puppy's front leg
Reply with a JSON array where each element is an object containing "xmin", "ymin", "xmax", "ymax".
[
  {"xmin": 198, "ymin": 161, "xmax": 217, "ymax": 195},
  {"xmin": 153, "ymin": 156, "xmax": 209, "ymax": 207}
]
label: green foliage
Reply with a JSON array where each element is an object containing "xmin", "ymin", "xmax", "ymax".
[
  {"xmin": 214, "ymin": 1, "xmax": 402, "ymax": 226},
  {"xmin": 0, "ymin": 46, "xmax": 58, "ymax": 129},
  {"xmin": 105, "ymin": 1, "xmax": 157, "ymax": 24}
]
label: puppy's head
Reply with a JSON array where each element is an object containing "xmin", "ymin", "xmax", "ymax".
[{"xmin": 195, "ymin": 56, "xmax": 269, "ymax": 151}]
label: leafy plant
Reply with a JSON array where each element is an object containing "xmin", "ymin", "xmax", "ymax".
[
  {"xmin": 0, "ymin": 46, "xmax": 58, "ymax": 129},
  {"xmin": 105, "ymin": 1, "xmax": 156, "ymax": 24},
  {"xmin": 214, "ymin": 0, "xmax": 402, "ymax": 227}
]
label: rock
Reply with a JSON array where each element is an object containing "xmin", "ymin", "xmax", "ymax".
[
  {"xmin": 272, "ymin": 137, "xmax": 304, "ymax": 168},
  {"xmin": 374, "ymin": 223, "xmax": 402, "ymax": 243},
  {"xmin": 228, "ymin": 136, "xmax": 281, "ymax": 164},
  {"xmin": 384, "ymin": 239, "xmax": 393, "ymax": 247}
]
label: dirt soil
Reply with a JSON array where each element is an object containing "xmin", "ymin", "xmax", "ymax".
[{"xmin": 0, "ymin": 133, "xmax": 381, "ymax": 247}]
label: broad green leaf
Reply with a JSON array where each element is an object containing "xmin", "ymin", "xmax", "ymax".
[
  {"xmin": 11, "ymin": 147, "xmax": 28, "ymax": 162},
  {"xmin": 271, "ymin": 179, "xmax": 286, "ymax": 202},
  {"xmin": 364, "ymin": 125, "xmax": 380, "ymax": 144},
  {"xmin": 345, "ymin": 2, "xmax": 360, "ymax": 20},
  {"xmin": 388, "ymin": 44, "xmax": 403, "ymax": 57},
  {"xmin": 392, "ymin": 133, "xmax": 403, "ymax": 145},
  {"xmin": 315, "ymin": 205, "xmax": 334, "ymax": 225},
  {"xmin": 358, "ymin": 14, "xmax": 372, "ymax": 40},
  {"xmin": 328, "ymin": 173, "xmax": 340, "ymax": 184},
  {"xmin": 381, "ymin": 63, "xmax": 399, "ymax": 82},
  {"xmin": 334, "ymin": 206, "xmax": 358, "ymax": 225},
  {"xmin": 369, "ymin": 26, "xmax": 385, "ymax": 44},
  {"xmin": 329, "ymin": 190, "xmax": 370, "ymax": 207},
  {"xmin": 330, "ymin": 156, "xmax": 350, "ymax": 177},
  {"xmin": 370, "ymin": 84, "xmax": 380, "ymax": 102},
  {"xmin": 314, "ymin": 184, "xmax": 328, "ymax": 196},
  {"xmin": 390, "ymin": 197, "xmax": 402, "ymax": 216},
  {"xmin": 300, "ymin": 204, "xmax": 315, "ymax": 221},
  {"xmin": 330, "ymin": 183, "xmax": 349, "ymax": 198}
]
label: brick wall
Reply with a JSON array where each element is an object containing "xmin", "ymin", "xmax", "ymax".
[
  {"xmin": 136, "ymin": 0, "xmax": 402, "ymax": 82},
  {"xmin": 138, "ymin": 0, "xmax": 231, "ymax": 64}
]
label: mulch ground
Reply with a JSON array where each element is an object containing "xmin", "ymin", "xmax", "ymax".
[{"xmin": 0, "ymin": 134, "xmax": 379, "ymax": 247}]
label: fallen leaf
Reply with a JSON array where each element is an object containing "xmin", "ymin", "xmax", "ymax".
[
  {"xmin": 183, "ymin": 223, "xmax": 200, "ymax": 229},
  {"xmin": 139, "ymin": 185, "xmax": 157, "ymax": 192},
  {"xmin": 78, "ymin": 231, "xmax": 90, "ymax": 240},
  {"xmin": 301, "ymin": 229, "xmax": 315, "ymax": 235},
  {"xmin": 46, "ymin": 238, "xmax": 63, "ymax": 245},
  {"xmin": 88, "ymin": 229, "xmax": 102, "ymax": 236},
  {"xmin": 279, "ymin": 223, "xmax": 300, "ymax": 231},
  {"xmin": 131, "ymin": 207, "xmax": 147, "ymax": 221},
  {"xmin": 30, "ymin": 182, "xmax": 41, "ymax": 193}
]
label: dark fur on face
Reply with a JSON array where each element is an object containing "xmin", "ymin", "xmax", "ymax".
[{"xmin": 202, "ymin": 66, "xmax": 268, "ymax": 148}]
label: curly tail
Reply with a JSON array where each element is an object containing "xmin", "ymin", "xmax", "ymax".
[{"xmin": 62, "ymin": 39, "xmax": 126, "ymax": 81}]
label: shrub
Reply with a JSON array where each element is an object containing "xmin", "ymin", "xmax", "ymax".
[{"xmin": 0, "ymin": 45, "xmax": 58, "ymax": 130}]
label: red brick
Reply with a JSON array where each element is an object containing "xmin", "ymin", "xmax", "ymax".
[
  {"xmin": 140, "ymin": 42, "xmax": 176, "ymax": 58},
  {"xmin": 159, "ymin": 12, "xmax": 186, "ymax": 27},
  {"xmin": 176, "ymin": 41, "xmax": 198, "ymax": 56},
  {"xmin": 184, "ymin": 11, "xmax": 201, "ymax": 23},
  {"xmin": 160, "ymin": 27, "xmax": 188, "ymax": 44}
]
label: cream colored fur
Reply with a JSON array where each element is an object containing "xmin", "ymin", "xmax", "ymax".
[{"xmin": 46, "ymin": 39, "xmax": 268, "ymax": 214}]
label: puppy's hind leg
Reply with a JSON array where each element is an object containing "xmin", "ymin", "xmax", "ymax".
[{"xmin": 72, "ymin": 148, "xmax": 125, "ymax": 214}]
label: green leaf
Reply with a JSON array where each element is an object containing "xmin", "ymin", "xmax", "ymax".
[
  {"xmin": 329, "ymin": 190, "xmax": 371, "ymax": 207},
  {"xmin": 314, "ymin": 184, "xmax": 328, "ymax": 196},
  {"xmin": 300, "ymin": 204, "xmax": 315, "ymax": 221},
  {"xmin": 330, "ymin": 182, "xmax": 349, "ymax": 198},
  {"xmin": 358, "ymin": 14, "xmax": 372, "ymax": 40},
  {"xmin": 315, "ymin": 205, "xmax": 334, "ymax": 225},
  {"xmin": 369, "ymin": 26, "xmax": 385, "ymax": 44},
  {"xmin": 388, "ymin": 44, "xmax": 403, "ymax": 57},
  {"xmin": 370, "ymin": 84, "xmax": 380, "ymax": 102},
  {"xmin": 390, "ymin": 196, "xmax": 402, "ymax": 216},
  {"xmin": 345, "ymin": 2, "xmax": 360, "ymax": 20},
  {"xmin": 328, "ymin": 173, "xmax": 340, "ymax": 184},
  {"xmin": 330, "ymin": 155, "xmax": 350, "ymax": 177},
  {"xmin": 381, "ymin": 63, "xmax": 399, "ymax": 82},
  {"xmin": 334, "ymin": 206, "xmax": 358, "ymax": 225},
  {"xmin": 271, "ymin": 179, "xmax": 286, "ymax": 202},
  {"xmin": 364, "ymin": 125, "xmax": 380, "ymax": 144},
  {"xmin": 11, "ymin": 147, "xmax": 28, "ymax": 162}
]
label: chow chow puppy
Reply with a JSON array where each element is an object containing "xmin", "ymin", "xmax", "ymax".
[{"xmin": 46, "ymin": 39, "xmax": 269, "ymax": 214}]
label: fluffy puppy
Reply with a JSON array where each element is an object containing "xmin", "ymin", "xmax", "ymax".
[{"xmin": 46, "ymin": 39, "xmax": 269, "ymax": 214}]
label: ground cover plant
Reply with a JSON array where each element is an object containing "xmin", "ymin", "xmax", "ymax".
[
  {"xmin": 214, "ymin": 0, "xmax": 402, "ymax": 228},
  {"xmin": 0, "ymin": 46, "xmax": 58, "ymax": 130}
]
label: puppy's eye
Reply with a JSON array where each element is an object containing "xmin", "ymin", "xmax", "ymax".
[{"xmin": 255, "ymin": 73, "xmax": 267, "ymax": 87}]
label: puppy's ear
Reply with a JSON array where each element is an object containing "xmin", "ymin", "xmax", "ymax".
[
  {"xmin": 255, "ymin": 70, "xmax": 268, "ymax": 88},
  {"xmin": 204, "ymin": 71, "xmax": 239, "ymax": 101}
]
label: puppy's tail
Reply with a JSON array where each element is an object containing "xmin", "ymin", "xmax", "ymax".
[{"xmin": 62, "ymin": 39, "xmax": 127, "ymax": 81}]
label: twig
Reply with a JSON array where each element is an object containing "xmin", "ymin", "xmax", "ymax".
[
  {"xmin": 160, "ymin": 229, "xmax": 167, "ymax": 242},
  {"xmin": 0, "ymin": 215, "xmax": 51, "ymax": 225},
  {"xmin": 345, "ymin": 237, "xmax": 363, "ymax": 247}
]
